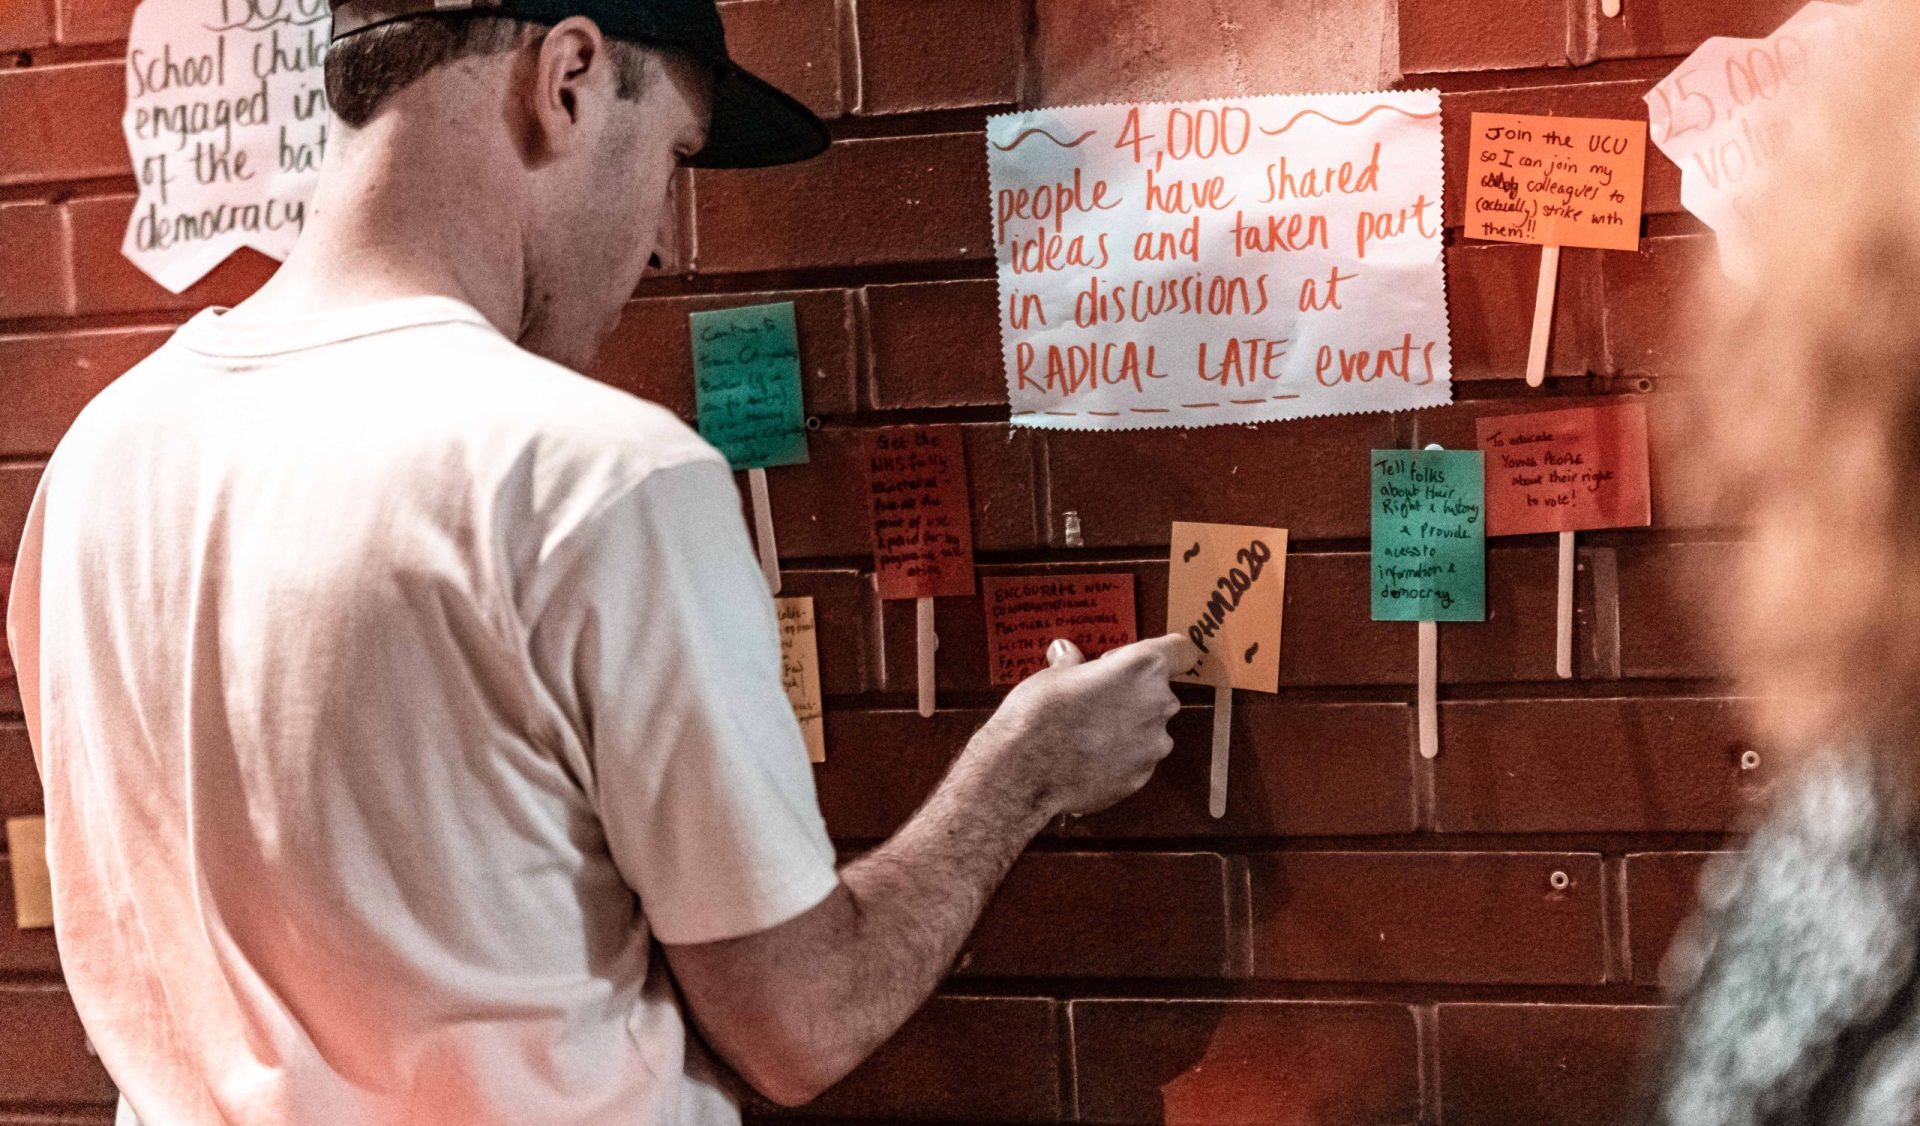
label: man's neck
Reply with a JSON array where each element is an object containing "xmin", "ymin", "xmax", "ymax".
[{"xmin": 225, "ymin": 118, "xmax": 530, "ymax": 338}]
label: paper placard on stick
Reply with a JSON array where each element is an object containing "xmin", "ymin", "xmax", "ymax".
[
  {"xmin": 1464, "ymin": 113, "xmax": 1647, "ymax": 252},
  {"xmin": 1168, "ymin": 522, "xmax": 1287, "ymax": 692},
  {"xmin": 1477, "ymin": 404, "xmax": 1653, "ymax": 536},
  {"xmin": 866, "ymin": 427, "xmax": 976, "ymax": 600},
  {"xmin": 983, "ymin": 574, "xmax": 1137, "ymax": 685},
  {"xmin": 986, "ymin": 89, "xmax": 1452, "ymax": 431},
  {"xmin": 6, "ymin": 817, "xmax": 51, "ymax": 931},
  {"xmin": 119, "ymin": 0, "xmax": 333, "ymax": 293},
  {"xmin": 1646, "ymin": 0, "xmax": 1884, "ymax": 279},
  {"xmin": 776, "ymin": 597, "xmax": 826, "ymax": 763},
  {"xmin": 1371, "ymin": 449, "xmax": 1486, "ymax": 622},
  {"xmin": 691, "ymin": 302, "xmax": 809, "ymax": 469}
]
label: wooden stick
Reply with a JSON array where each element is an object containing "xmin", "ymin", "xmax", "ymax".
[
  {"xmin": 1210, "ymin": 685, "xmax": 1232, "ymax": 820},
  {"xmin": 1557, "ymin": 530, "xmax": 1576, "ymax": 679},
  {"xmin": 748, "ymin": 468, "xmax": 781, "ymax": 595},
  {"xmin": 916, "ymin": 597, "xmax": 937, "ymax": 718},
  {"xmin": 1526, "ymin": 244, "xmax": 1562, "ymax": 388},
  {"xmin": 1418, "ymin": 620, "xmax": 1439, "ymax": 759}
]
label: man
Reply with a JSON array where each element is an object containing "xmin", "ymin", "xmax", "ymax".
[{"xmin": 4, "ymin": 2, "xmax": 1197, "ymax": 1122}]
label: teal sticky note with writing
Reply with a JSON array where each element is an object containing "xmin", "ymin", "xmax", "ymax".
[
  {"xmin": 1371, "ymin": 448, "xmax": 1486, "ymax": 622},
  {"xmin": 691, "ymin": 301, "xmax": 808, "ymax": 469}
]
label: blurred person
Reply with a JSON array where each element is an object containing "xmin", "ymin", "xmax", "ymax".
[
  {"xmin": 1650, "ymin": 4, "xmax": 1920, "ymax": 1123},
  {"xmin": 3, "ymin": 2, "xmax": 1198, "ymax": 1123}
]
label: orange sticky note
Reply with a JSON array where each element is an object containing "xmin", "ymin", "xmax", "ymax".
[
  {"xmin": 1465, "ymin": 113, "xmax": 1647, "ymax": 251},
  {"xmin": 1478, "ymin": 403, "xmax": 1653, "ymax": 536},
  {"xmin": 6, "ymin": 816, "xmax": 51, "ymax": 931},
  {"xmin": 1168, "ymin": 522, "xmax": 1287, "ymax": 693},
  {"xmin": 776, "ymin": 597, "xmax": 826, "ymax": 764}
]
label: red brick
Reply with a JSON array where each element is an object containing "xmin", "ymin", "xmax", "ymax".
[
  {"xmin": 692, "ymin": 133, "xmax": 990, "ymax": 273},
  {"xmin": 0, "ymin": 62, "xmax": 125, "ymax": 187},
  {"xmin": 67, "ymin": 195, "xmax": 276, "ymax": 316},
  {"xmin": 1072, "ymin": 1000, "xmax": 1419, "ymax": 1125},
  {"xmin": 1443, "ymin": 81, "xmax": 1681, "ymax": 228},
  {"xmin": 1625, "ymin": 851, "xmax": 1729, "ymax": 986},
  {"xmin": 0, "ymin": 724, "xmax": 43, "ymax": 821},
  {"xmin": 1065, "ymin": 698, "xmax": 1416, "ymax": 838},
  {"xmin": 0, "ymin": 985, "xmax": 114, "ymax": 1104},
  {"xmin": 812, "ymin": 708, "xmax": 975, "ymax": 840},
  {"xmin": 720, "ymin": 0, "xmax": 847, "ymax": 119},
  {"xmin": 0, "ymin": 1113, "xmax": 115, "ymax": 1125},
  {"xmin": 1446, "ymin": 240, "xmax": 1605, "ymax": 380},
  {"xmin": 54, "ymin": 0, "xmax": 136, "ymax": 45},
  {"xmin": 1591, "ymin": 0, "xmax": 1807, "ymax": 64},
  {"xmin": 1400, "ymin": 0, "xmax": 1568, "ymax": 74},
  {"xmin": 1248, "ymin": 852, "xmax": 1606, "ymax": 984},
  {"xmin": 1435, "ymin": 698, "xmax": 1768, "ymax": 833},
  {"xmin": 1040, "ymin": 415, "xmax": 1399, "ymax": 548},
  {"xmin": 1438, "ymin": 544, "xmax": 1577, "ymax": 683},
  {"xmin": 0, "ymin": 862, "xmax": 60, "ymax": 974},
  {"xmin": 590, "ymin": 289, "xmax": 857, "ymax": 422},
  {"xmin": 0, "ymin": 202, "xmax": 72, "ymax": 319},
  {"xmin": 805, "ymin": 995, "xmax": 1060, "ymax": 1121},
  {"xmin": 0, "ymin": 464, "xmax": 43, "ymax": 561},
  {"xmin": 0, "ymin": 328, "xmax": 169, "ymax": 456},
  {"xmin": 767, "ymin": 421, "xmax": 1037, "ymax": 562},
  {"xmin": 0, "ymin": 0, "xmax": 53, "ymax": 51},
  {"xmin": 855, "ymin": 0, "xmax": 1023, "ymax": 115},
  {"xmin": 864, "ymin": 280, "xmax": 1004, "ymax": 410},
  {"xmin": 1615, "ymin": 541, "xmax": 1731, "ymax": 679},
  {"xmin": 1602, "ymin": 233, "xmax": 1715, "ymax": 377},
  {"xmin": 1438, "ymin": 1003, "xmax": 1666, "ymax": 1126},
  {"xmin": 780, "ymin": 569, "xmax": 877, "ymax": 697},
  {"xmin": 959, "ymin": 852, "xmax": 1232, "ymax": 978},
  {"xmin": 1, "ymin": 564, "xmax": 13, "ymax": 691}
]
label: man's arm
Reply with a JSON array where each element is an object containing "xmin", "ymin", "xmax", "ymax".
[{"xmin": 663, "ymin": 633, "xmax": 1195, "ymax": 1107}]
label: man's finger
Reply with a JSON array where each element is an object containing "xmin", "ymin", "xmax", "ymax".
[
  {"xmin": 1046, "ymin": 638, "xmax": 1087, "ymax": 668},
  {"xmin": 1128, "ymin": 633, "xmax": 1203, "ymax": 679}
]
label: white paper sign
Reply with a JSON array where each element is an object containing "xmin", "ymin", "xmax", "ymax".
[
  {"xmin": 1645, "ymin": 0, "xmax": 1881, "ymax": 280},
  {"xmin": 121, "ymin": 0, "xmax": 332, "ymax": 293},
  {"xmin": 987, "ymin": 89, "xmax": 1451, "ymax": 431}
]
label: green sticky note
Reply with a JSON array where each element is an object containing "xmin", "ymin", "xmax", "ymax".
[
  {"xmin": 691, "ymin": 301, "xmax": 808, "ymax": 469},
  {"xmin": 1371, "ymin": 449, "xmax": 1486, "ymax": 622}
]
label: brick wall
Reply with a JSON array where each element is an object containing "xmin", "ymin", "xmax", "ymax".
[{"xmin": 0, "ymin": 0, "xmax": 1793, "ymax": 1122}]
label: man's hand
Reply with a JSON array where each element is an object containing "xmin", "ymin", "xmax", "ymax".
[
  {"xmin": 972, "ymin": 633, "xmax": 1197, "ymax": 817},
  {"xmin": 664, "ymin": 632, "xmax": 1194, "ymax": 1107}
]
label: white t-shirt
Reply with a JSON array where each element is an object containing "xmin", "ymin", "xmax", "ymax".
[{"xmin": 4, "ymin": 297, "xmax": 839, "ymax": 1125}]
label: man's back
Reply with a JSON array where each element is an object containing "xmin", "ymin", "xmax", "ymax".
[{"xmin": 6, "ymin": 297, "xmax": 838, "ymax": 1124}]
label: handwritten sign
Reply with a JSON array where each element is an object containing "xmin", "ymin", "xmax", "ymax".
[
  {"xmin": 987, "ymin": 90, "xmax": 1451, "ymax": 430},
  {"xmin": 1646, "ymin": 0, "xmax": 1883, "ymax": 278},
  {"xmin": 691, "ymin": 302, "xmax": 808, "ymax": 469},
  {"xmin": 1168, "ymin": 522, "xmax": 1287, "ymax": 691},
  {"xmin": 1465, "ymin": 113, "xmax": 1647, "ymax": 251},
  {"xmin": 1477, "ymin": 404, "xmax": 1652, "ymax": 536},
  {"xmin": 776, "ymin": 597, "xmax": 826, "ymax": 763},
  {"xmin": 6, "ymin": 817, "xmax": 50, "ymax": 930},
  {"xmin": 866, "ymin": 427, "xmax": 976, "ymax": 600},
  {"xmin": 1372, "ymin": 449, "xmax": 1485, "ymax": 622},
  {"xmin": 120, "ymin": 0, "xmax": 332, "ymax": 293},
  {"xmin": 982, "ymin": 574, "xmax": 1137, "ymax": 685}
]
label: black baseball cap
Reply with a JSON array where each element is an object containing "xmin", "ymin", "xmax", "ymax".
[{"xmin": 328, "ymin": 0, "xmax": 829, "ymax": 168}]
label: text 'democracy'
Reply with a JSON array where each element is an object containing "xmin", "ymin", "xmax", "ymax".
[{"xmin": 987, "ymin": 90, "xmax": 1452, "ymax": 431}]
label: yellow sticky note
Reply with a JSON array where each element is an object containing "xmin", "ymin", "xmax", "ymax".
[
  {"xmin": 777, "ymin": 597, "xmax": 827, "ymax": 763},
  {"xmin": 7, "ymin": 816, "xmax": 52, "ymax": 931},
  {"xmin": 1168, "ymin": 522, "xmax": 1288, "ymax": 693}
]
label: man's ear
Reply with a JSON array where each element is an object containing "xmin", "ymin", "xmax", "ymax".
[{"xmin": 525, "ymin": 16, "xmax": 609, "ymax": 164}]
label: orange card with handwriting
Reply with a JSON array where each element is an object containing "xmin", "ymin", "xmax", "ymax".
[
  {"xmin": 1466, "ymin": 113, "xmax": 1646, "ymax": 252},
  {"xmin": 776, "ymin": 597, "xmax": 826, "ymax": 763},
  {"xmin": 1168, "ymin": 522, "xmax": 1287, "ymax": 692}
]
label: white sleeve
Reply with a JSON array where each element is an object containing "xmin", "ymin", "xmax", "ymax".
[{"xmin": 525, "ymin": 457, "xmax": 838, "ymax": 945}]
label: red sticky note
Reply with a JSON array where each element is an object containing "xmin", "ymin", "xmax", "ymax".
[
  {"xmin": 1477, "ymin": 403, "xmax": 1653, "ymax": 536},
  {"xmin": 867, "ymin": 426, "xmax": 977, "ymax": 600},
  {"xmin": 982, "ymin": 574, "xmax": 1137, "ymax": 685}
]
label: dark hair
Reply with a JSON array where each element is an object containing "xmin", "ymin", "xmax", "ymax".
[{"xmin": 323, "ymin": 14, "xmax": 655, "ymax": 128}]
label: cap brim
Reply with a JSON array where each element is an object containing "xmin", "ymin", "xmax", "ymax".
[{"xmin": 685, "ymin": 64, "xmax": 830, "ymax": 169}]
